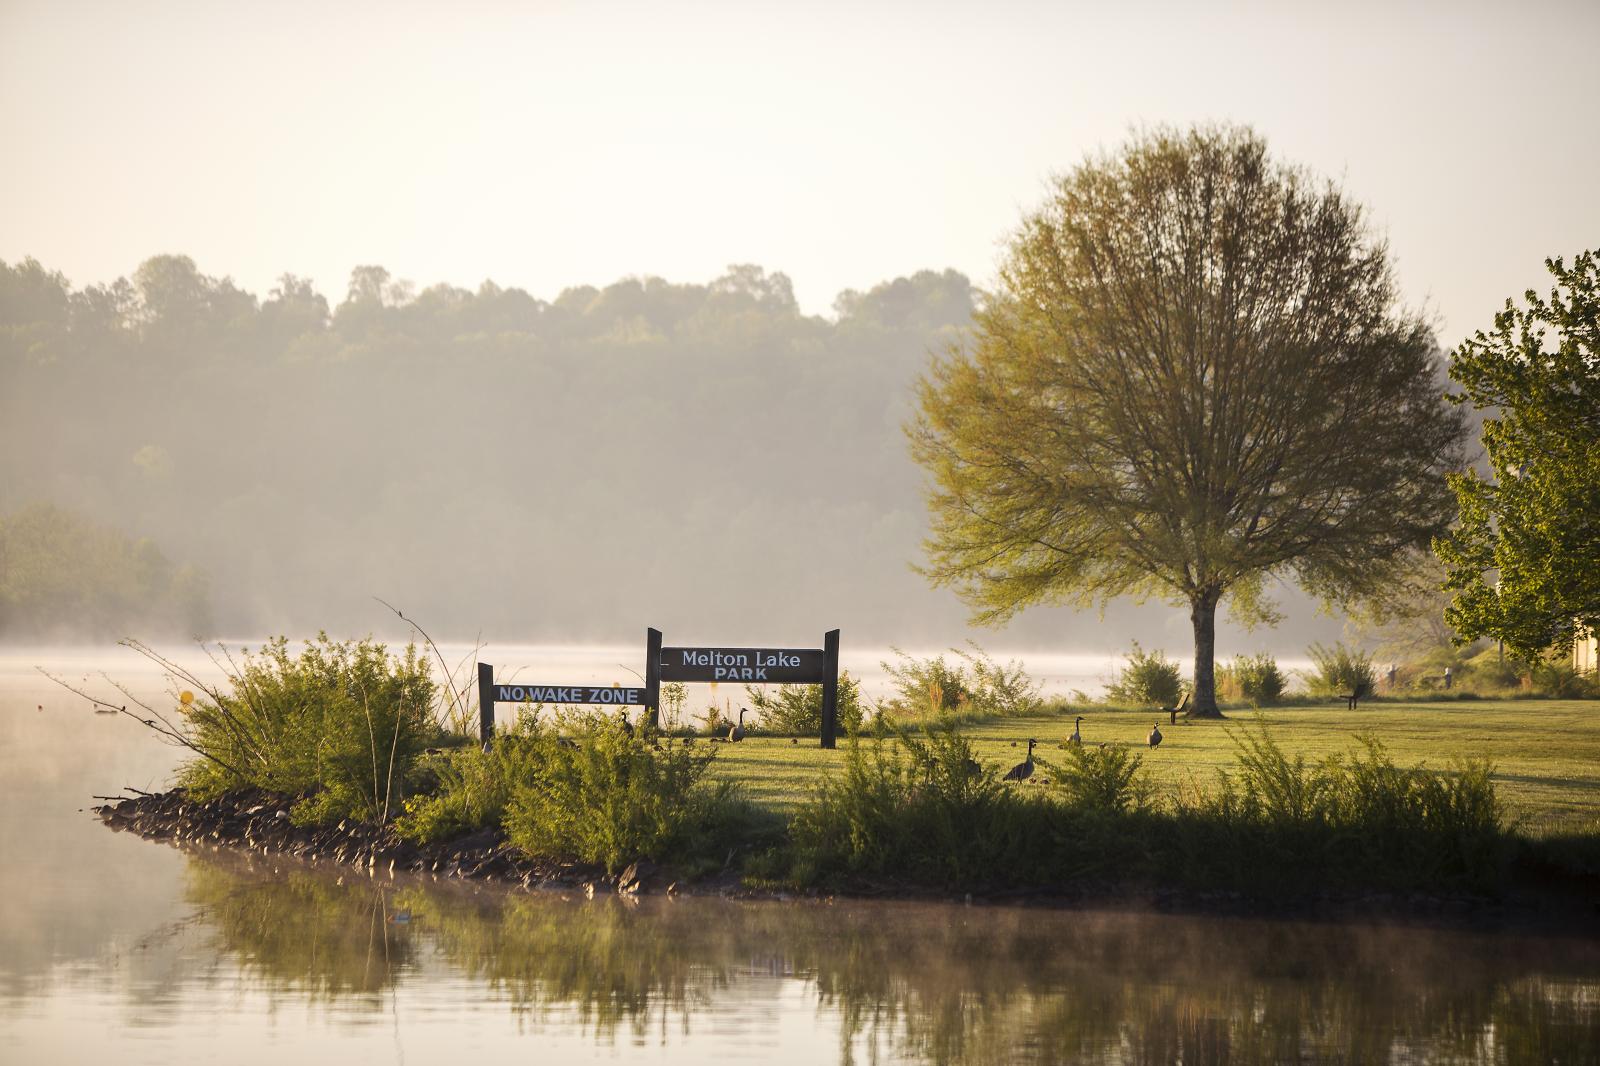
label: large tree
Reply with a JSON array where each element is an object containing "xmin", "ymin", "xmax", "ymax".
[
  {"xmin": 909, "ymin": 125, "xmax": 1467, "ymax": 715},
  {"xmin": 1435, "ymin": 251, "xmax": 1600, "ymax": 660}
]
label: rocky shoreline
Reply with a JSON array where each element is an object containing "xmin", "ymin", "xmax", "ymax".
[
  {"xmin": 95, "ymin": 788, "xmax": 683, "ymax": 898},
  {"xmin": 95, "ymin": 788, "xmax": 1600, "ymax": 931}
]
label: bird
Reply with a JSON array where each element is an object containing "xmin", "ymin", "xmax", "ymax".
[
  {"xmin": 618, "ymin": 711, "xmax": 634, "ymax": 739},
  {"xmin": 728, "ymin": 707, "xmax": 748, "ymax": 742},
  {"xmin": 1148, "ymin": 723, "xmax": 1163, "ymax": 749},
  {"xmin": 1068, "ymin": 716, "xmax": 1084, "ymax": 746},
  {"xmin": 964, "ymin": 757, "xmax": 982, "ymax": 777},
  {"xmin": 682, "ymin": 736, "xmax": 695, "ymax": 746},
  {"xmin": 1003, "ymin": 739, "xmax": 1037, "ymax": 782},
  {"xmin": 790, "ymin": 737, "xmax": 798, "ymax": 745}
]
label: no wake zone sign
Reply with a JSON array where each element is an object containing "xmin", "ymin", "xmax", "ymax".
[{"xmin": 493, "ymin": 684, "xmax": 646, "ymax": 706}]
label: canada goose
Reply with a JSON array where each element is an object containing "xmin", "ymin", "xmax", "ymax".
[
  {"xmin": 1069, "ymin": 716, "xmax": 1084, "ymax": 745},
  {"xmin": 964, "ymin": 757, "xmax": 982, "ymax": 777},
  {"xmin": 1003, "ymin": 739, "xmax": 1037, "ymax": 782},
  {"xmin": 618, "ymin": 711, "xmax": 634, "ymax": 738},
  {"xmin": 1148, "ymin": 723, "xmax": 1163, "ymax": 749},
  {"xmin": 728, "ymin": 708, "xmax": 748, "ymax": 742}
]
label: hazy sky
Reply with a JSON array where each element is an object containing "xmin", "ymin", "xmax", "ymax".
[{"xmin": 3, "ymin": 0, "xmax": 1597, "ymax": 340}]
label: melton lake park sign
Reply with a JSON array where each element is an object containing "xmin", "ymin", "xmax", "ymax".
[{"xmin": 478, "ymin": 627, "xmax": 843, "ymax": 747}]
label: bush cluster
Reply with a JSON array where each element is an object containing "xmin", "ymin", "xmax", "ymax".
[
  {"xmin": 1216, "ymin": 652, "xmax": 1288, "ymax": 704},
  {"xmin": 746, "ymin": 671, "xmax": 865, "ymax": 734},
  {"xmin": 1105, "ymin": 642, "xmax": 1183, "ymax": 707},
  {"xmin": 785, "ymin": 719, "xmax": 1508, "ymax": 894},
  {"xmin": 877, "ymin": 646, "xmax": 1044, "ymax": 722},
  {"xmin": 179, "ymin": 635, "xmax": 439, "ymax": 825},
  {"xmin": 1305, "ymin": 642, "xmax": 1377, "ymax": 699}
]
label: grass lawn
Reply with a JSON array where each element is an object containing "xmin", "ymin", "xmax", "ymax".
[{"xmin": 705, "ymin": 699, "xmax": 1600, "ymax": 834}]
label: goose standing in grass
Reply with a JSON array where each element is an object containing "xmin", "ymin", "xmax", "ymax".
[
  {"xmin": 728, "ymin": 707, "xmax": 748, "ymax": 742},
  {"xmin": 1148, "ymin": 723, "xmax": 1163, "ymax": 749},
  {"xmin": 1003, "ymin": 739, "xmax": 1037, "ymax": 782},
  {"xmin": 618, "ymin": 711, "xmax": 634, "ymax": 739},
  {"xmin": 1068, "ymin": 716, "xmax": 1084, "ymax": 746}
]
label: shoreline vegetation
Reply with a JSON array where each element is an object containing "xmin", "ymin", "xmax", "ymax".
[{"xmin": 79, "ymin": 636, "xmax": 1600, "ymax": 923}]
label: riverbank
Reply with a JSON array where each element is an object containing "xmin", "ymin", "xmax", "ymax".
[{"xmin": 95, "ymin": 786, "xmax": 1600, "ymax": 933}]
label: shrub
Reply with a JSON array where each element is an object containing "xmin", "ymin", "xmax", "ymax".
[
  {"xmin": 877, "ymin": 645, "xmax": 1044, "ymax": 722},
  {"xmin": 1529, "ymin": 659, "xmax": 1600, "ymax": 699},
  {"xmin": 1217, "ymin": 652, "xmax": 1287, "ymax": 703},
  {"xmin": 746, "ymin": 671, "xmax": 864, "ymax": 735},
  {"xmin": 880, "ymin": 650, "xmax": 973, "ymax": 716},
  {"xmin": 178, "ymin": 635, "xmax": 438, "ymax": 825},
  {"xmin": 1043, "ymin": 743, "xmax": 1152, "ymax": 815},
  {"xmin": 787, "ymin": 718, "xmax": 1048, "ymax": 887},
  {"xmin": 395, "ymin": 727, "xmax": 545, "ymax": 844},
  {"xmin": 1105, "ymin": 642, "xmax": 1183, "ymax": 707},
  {"xmin": 503, "ymin": 713, "xmax": 754, "ymax": 874},
  {"xmin": 1305, "ymin": 642, "xmax": 1376, "ymax": 699}
]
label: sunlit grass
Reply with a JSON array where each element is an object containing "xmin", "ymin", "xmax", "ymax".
[{"xmin": 709, "ymin": 699, "xmax": 1600, "ymax": 834}]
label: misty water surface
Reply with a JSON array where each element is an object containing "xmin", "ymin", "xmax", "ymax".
[{"xmin": 3, "ymin": 650, "xmax": 1596, "ymax": 1065}]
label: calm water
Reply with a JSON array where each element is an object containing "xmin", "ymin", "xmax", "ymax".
[{"xmin": 4, "ymin": 647, "xmax": 1597, "ymax": 1065}]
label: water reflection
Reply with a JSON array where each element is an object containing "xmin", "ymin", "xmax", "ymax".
[{"xmin": 174, "ymin": 851, "xmax": 1599, "ymax": 1064}]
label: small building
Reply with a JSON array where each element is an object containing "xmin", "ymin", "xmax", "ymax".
[{"xmin": 1576, "ymin": 632, "xmax": 1599, "ymax": 675}]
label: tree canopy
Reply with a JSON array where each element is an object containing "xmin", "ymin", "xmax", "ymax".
[
  {"xmin": 909, "ymin": 125, "xmax": 1467, "ymax": 714},
  {"xmin": 1436, "ymin": 251, "xmax": 1600, "ymax": 660},
  {"xmin": 0, "ymin": 253, "xmax": 977, "ymax": 640}
]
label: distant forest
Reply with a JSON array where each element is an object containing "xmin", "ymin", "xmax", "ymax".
[{"xmin": 1, "ymin": 254, "xmax": 993, "ymax": 644}]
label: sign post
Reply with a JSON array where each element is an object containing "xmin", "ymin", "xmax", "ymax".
[
  {"xmin": 644, "ymin": 627, "xmax": 662, "ymax": 730},
  {"xmin": 820, "ymin": 629, "xmax": 840, "ymax": 749},
  {"xmin": 478, "ymin": 661, "xmax": 495, "ymax": 748}
]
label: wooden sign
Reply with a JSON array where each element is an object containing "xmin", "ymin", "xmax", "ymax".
[{"xmin": 660, "ymin": 646, "xmax": 826, "ymax": 683}]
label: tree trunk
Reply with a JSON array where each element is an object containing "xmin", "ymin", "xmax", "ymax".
[{"xmin": 1189, "ymin": 591, "xmax": 1224, "ymax": 717}]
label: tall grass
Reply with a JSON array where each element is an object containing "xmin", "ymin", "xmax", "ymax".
[{"xmin": 786, "ymin": 718, "xmax": 1509, "ymax": 895}]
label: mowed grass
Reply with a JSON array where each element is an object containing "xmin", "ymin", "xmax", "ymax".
[{"xmin": 705, "ymin": 700, "xmax": 1600, "ymax": 834}]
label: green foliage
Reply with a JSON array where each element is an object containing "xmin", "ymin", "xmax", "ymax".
[
  {"xmin": 907, "ymin": 124, "xmax": 1467, "ymax": 716},
  {"xmin": 786, "ymin": 717, "xmax": 1510, "ymax": 895},
  {"xmin": 395, "ymin": 728, "xmax": 544, "ymax": 844},
  {"xmin": 1216, "ymin": 652, "xmax": 1288, "ymax": 703},
  {"xmin": 0, "ymin": 253, "xmax": 977, "ymax": 641},
  {"xmin": 178, "ymin": 635, "xmax": 438, "ymax": 825},
  {"xmin": 0, "ymin": 502, "xmax": 210, "ymax": 639},
  {"xmin": 503, "ymin": 714, "xmax": 756, "ymax": 874},
  {"xmin": 878, "ymin": 645, "xmax": 1044, "ymax": 722},
  {"xmin": 1437, "ymin": 250, "xmax": 1600, "ymax": 660},
  {"xmin": 1528, "ymin": 659, "xmax": 1600, "ymax": 699},
  {"xmin": 746, "ymin": 671, "xmax": 864, "ymax": 734},
  {"xmin": 787, "ymin": 719, "xmax": 1046, "ymax": 887},
  {"xmin": 1104, "ymin": 643, "xmax": 1183, "ymax": 707},
  {"xmin": 1043, "ymin": 744, "xmax": 1152, "ymax": 815},
  {"xmin": 1177, "ymin": 723, "xmax": 1507, "ymax": 891},
  {"xmin": 1305, "ymin": 642, "xmax": 1377, "ymax": 700}
]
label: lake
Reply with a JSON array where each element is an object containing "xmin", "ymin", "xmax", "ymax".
[{"xmin": 3, "ymin": 645, "xmax": 1596, "ymax": 1065}]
